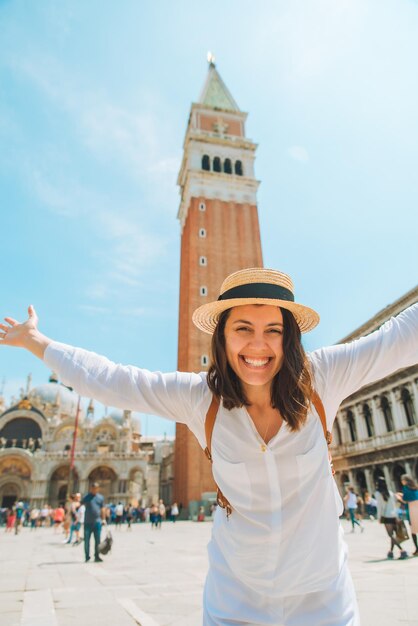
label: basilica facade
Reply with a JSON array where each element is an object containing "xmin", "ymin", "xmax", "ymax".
[
  {"xmin": 0, "ymin": 374, "xmax": 173, "ymax": 508},
  {"xmin": 331, "ymin": 286, "xmax": 418, "ymax": 497}
]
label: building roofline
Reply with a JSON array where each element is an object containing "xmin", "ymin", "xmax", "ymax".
[{"xmin": 339, "ymin": 285, "xmax": 418, "ymax": 343}]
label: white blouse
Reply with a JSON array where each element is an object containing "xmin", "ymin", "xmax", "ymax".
[{"xmin": 44, "ymin": 304, "xmax": 418, "ymax": 599}]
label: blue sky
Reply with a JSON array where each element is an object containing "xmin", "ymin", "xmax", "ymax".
[{"xmin": 1, "ymin": 0, "xmax": 417, "ymax": 435}]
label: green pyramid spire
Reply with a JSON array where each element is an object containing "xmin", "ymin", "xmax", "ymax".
[{"xmin": 199, "ymin": 57, "xmax": 240, "ymax": 111}]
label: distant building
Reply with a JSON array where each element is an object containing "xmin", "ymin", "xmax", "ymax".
[
  {"xmin": 331, "ymin": 286, "xmax": 418, "ymax": 496},
  {"xmin": 0, "ymin": 374, "xmax": 174, "ymax": 508},
  {"xmin": 175, "ymin": 58, "xmax": 263, "ymax": 513}
]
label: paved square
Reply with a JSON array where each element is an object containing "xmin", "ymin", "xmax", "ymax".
[{"xmin": 0, "ymin": 519, "xmax": 417, "ymax": 625}]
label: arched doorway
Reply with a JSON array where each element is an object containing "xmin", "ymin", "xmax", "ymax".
[
  {"xmin": 0, "ymin": 481, "xmax": 20, "ymax": 508},
  {"xmin": 340, "ymin": 473, "xmax": 350, "ymax": 492},
  {"xmin": 0, "ymin": 456, "xmax": 31, "ymax": 506},
  {"xmin": 356, "ymin": 470, "xmax": 367, "ymax": 495},
  {"xmin": 393, "ymin": 464, "xmax": 406, "ymax": 491},
  {"xmin": 88, "ymin": 466, "xmax": 117, "ymax": 502},
  {"xmin": 373, "ymin": 467, "xmax": 385, "ymax": 489},
  {"xmin": 49, "ymin": 465, "xmax": 79, "ymax": 506}
]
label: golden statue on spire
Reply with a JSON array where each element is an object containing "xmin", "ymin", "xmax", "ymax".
[{"xmin": 207, "ymin": 51, "xmax": 216, "ymax": 67}]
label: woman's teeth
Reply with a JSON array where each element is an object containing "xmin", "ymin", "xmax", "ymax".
[{"xmin": 242, "ymin": 357, "xmax": 270, "ymax": 367}]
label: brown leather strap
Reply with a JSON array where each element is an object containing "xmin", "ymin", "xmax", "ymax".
[
  {"xmin": 204, "ymin": 395, "xmax": 220, "ymax": 462},
  {"xmin": 312, "ymin": 390, "xmax": 333, "ymax": 445}
]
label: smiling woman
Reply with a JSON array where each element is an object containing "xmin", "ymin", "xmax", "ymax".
[{"xmin": 1, "ymin": 267, "xmax": 418, "ymax": 626}]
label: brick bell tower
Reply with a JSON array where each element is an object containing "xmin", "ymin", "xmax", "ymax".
[{"xmin": 174, "ymin": 57, "xmax": 263, "ymax": 513}]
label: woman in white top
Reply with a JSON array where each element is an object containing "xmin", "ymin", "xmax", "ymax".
[
  {"xmin": 1, "ymin": 267, "xmax": 418, "ymax": 626},
  {"xmin": 375, "ymin": 477, "xmax": 407, "ymax": 560}
]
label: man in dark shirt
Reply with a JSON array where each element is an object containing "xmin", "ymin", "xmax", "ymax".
[{"xmin": 82, "ymin": 482, "xmax": 105, "ymax": 562}]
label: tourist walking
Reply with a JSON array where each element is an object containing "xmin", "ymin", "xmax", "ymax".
[
  {"xmin": 30, "ymin": 507, "xmax": 39, "ymax": 530},
  {"xmin": 170, "ymin": 502, "xmax": 179, "ymax": 522},
  {"xmin": 157, "ymin": 500, "xmax": 166, "ymax": 528},
  {"xmin": 115, "ymin": 502, "xmax": 124, "ymax": 528},
  {"xmin": 53, "ymin": 504, "xmax": 65, "ymax": 533},
  {"xmin": 344, "ymin": 487, "xmax": 364, "ymax": 533},
  {"xmin": 398, "ymin": 474, "xmax": 418, "ymax": 556},
  {"xmin": 81, "ymin": 482, "xmax": 105, "ymax": 562},
  {"xmin": 375, "ymin": 477, "xmax": 408, "ymax": 560},
  {"xmin": 67, "ymin": 493, "xmax": 81, "ymax": 544},
  {"xmin": 14, "ymin": 501, "xmax": 24, "ymax": 535},
  {"xmin": 5, "ymin": 507, "xmax": 15, "ymax": 533},
  {"xmin": 2, "ymin": 267, "xmax": 418, "ymax": 625}
]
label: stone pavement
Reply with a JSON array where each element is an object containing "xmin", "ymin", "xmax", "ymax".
[{"xmin": 0, "ymin": 519, "xmax": 417, "ymax": 626}]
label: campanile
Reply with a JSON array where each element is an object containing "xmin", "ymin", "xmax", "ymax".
[{"xmin": 174, "ymin": 58, "xmax": 263, "ymax": 512}]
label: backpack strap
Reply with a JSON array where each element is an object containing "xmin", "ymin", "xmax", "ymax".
[
  {"xmin": 204, "ymin": 396, "xmax": 232, "ymax": 517},
  {"xmin": 204, "ymin": 395, "xmax": 220, "ymax": 463},
  {"xmin": 312, "ymin": 390, "xmax": 335, "ymax": 476},
  {"xmin": 204, "ymin": 391, "xmax": 334, "ymax": 518}
]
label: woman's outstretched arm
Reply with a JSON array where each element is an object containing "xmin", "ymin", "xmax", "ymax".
[
  {"xmin": 0, "ymin": 306, "xmax": 211, "ymax": 437},
  {"xmin": 310, "ymin": 302, "xmax": 418, "ymax": 427},
  {"xmin": 0, "ymin": 306, "xmax": 51, "ymax": 358}
]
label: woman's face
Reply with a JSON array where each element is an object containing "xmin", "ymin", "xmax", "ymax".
[{"xmin": 224, "ymin": 304, "xmax": 284, "ymax": 392}]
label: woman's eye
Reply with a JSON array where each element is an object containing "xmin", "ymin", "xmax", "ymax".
[
  {"xmin": 268, "ymin": 329, "xmax": 283, "ymax": 334},
  {"xmin": 236, "ymin": 327, "xmax": 250, "ymax": 332}
]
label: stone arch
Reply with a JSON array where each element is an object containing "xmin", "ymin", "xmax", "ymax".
[
  {"xmin": 201, "ymin": 154, "xmax": 210, "ymax": 171},
  {"xmin": 340, "ymin": 473, "xmax": 350, "ymax": 492},
  {"xmin": 48, "ymin": 464, "xmax": 79, "ymax": 506},
  {"xmin": 373, "ymin": 467, "xmax": 385, "ymax": 490},
  {"xmin": 87, "ymin": 465, "xmax": 118, "ymax": 502},
  {"xmin": 355, "ymin": 470, "xmax": 367, "ymax": 495},
  {"xmin": 380, "ymin": 395, "xmax": 394, "ymax": 432},
  {"xmin": 346, "ymin": 410, "xmax": 357, "ymax": 442},
  {"xmin": 0, "ymin": 477, "xmax": 28, "ymax": 507},
  {"xmin": 401, "ymin": 387, "xmax": 416, "ymax": 426},
  {"xmin": 213, "ymin": 156, "xmax": 221, "ymax": 172},
  {"xmin": 362, "ymin": 403, "xmax": 375, "ymax": 438},
  {"xmin": 0, "ymin": 455, "xmax": 32, "ymax": 506},
  {"xmin": 223, "ymin": 158, "xmax": 232, "ymax": 174},
  {"xmin": 0, "ymin": 416, "xmax": 43, "ymax": 450},
  {"xmin": 392, "ymin": 463, "xmax": 406, "ymax": 492},
  {"xmin": 333, "ymin": 418, "xmax": 342, "ymax": 445},
  {"xmin": 234, "ymin": 160, "xmax": 243, "ymax": 176}
]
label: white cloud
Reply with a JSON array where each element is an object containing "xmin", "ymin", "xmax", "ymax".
[
  {"xmin": 12, "ymin": 55, "xmax": 178, "ymax": 192},
  {"xmin": 288, "ymin": 145, "xmax": 309, "ymax": 163}
]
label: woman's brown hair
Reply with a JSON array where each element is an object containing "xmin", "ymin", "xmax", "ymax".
[
  {"xmin": 207, "ymin": 307, "xmax": 314, "ymax": 431},
  {"xmin": 401, "ymin": 474, "xmax": 418, "ymax": 490}
]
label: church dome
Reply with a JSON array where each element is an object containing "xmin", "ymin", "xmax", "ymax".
[
  {"xmin": 106, "ymin": 409, "xmax": 141, "ymax": 432},
  {"xmin": 107, "ymin": 409, "xmax": 124, "ymax": 425},
  {"xmin": 28, "ymin": 382, "xmax": 84, "ymax": 419}
]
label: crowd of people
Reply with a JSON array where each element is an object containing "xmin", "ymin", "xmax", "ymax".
[
  {"xmin": 0, "ymin": 496, "xmax": 183, "ymax": 536},
  {"xmin": 342, "ymin": 473, "xmax": 418, "ymax": 558},
  {"xmin": 3, "ymin": 475, "xmax": 417, "ymax": 561}
]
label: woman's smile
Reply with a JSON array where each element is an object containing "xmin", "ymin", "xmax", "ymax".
[{"xmin": 239, "ymin": 355, "xmax": 274, "ymax": 369}]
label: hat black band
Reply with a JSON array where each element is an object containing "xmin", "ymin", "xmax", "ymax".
[{"xmin": 218, "ymin": 283, "xmax": 295, "ymax": 303}]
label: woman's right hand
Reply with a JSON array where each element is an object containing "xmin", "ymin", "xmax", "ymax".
[{"xmin": 0, "ymin": 305, "xmax": 52, "ymax": 359}]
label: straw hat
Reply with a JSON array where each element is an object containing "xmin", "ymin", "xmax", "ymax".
[{"xmin": 192, "ymin": 267, "xmax": 319, "ymax": 334}]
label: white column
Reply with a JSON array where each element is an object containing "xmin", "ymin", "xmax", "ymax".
[
  {"xmin": 411, "ymin": 378, "xmax": 418, "ymax": 418},
  {"xmin": 364, "ymin": 468, "xmax": 374, "ymax": 494},
  {"xmin": 383, "ymin": 465, "xmax": 394, "ymax": 491},
  {"xmin": 371, "ymin": 396, "xmax": 385, "ymax": 435},
  {"xmin": 404, "ymin": 461, "xmax": 413, "ymax": 475},
  {"xmin": 390, "ymin": 388, "xmax": 406, "ymax": 429},
  {"xmin": 339, "ymin": 413, "xmax": 350, "ymax": 444},
  {"xmin": 353, "ymin": 404, "xmax": 365, "ymax": 439}
]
